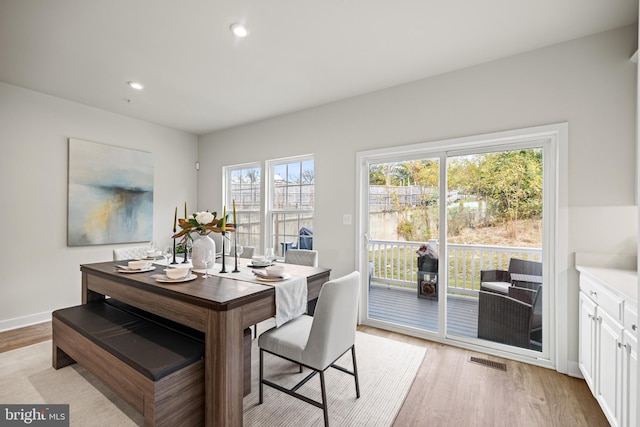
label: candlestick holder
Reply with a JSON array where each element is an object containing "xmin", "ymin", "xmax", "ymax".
[
  {"xmin": 219, "ymin": 232, "xmax": 227, "ymax": 273},
  {"xmin": 171, "ymin": 228, "xmax": 178, "ymax": 264},
  {"xmin": 232, "ymin": 230, "xmax": 240, "ymax": 273},
  {"xmin": 181, "ymin": 238, "xmax": 189, "ymax": 264}
]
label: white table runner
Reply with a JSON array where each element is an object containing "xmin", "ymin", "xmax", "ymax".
[{"xmin": 190, "ymin": 263, "xmax": 308, "ymax": 327}]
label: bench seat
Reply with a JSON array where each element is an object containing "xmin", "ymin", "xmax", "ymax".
[{"xmin": 52, "ymin": 301, "xmax": 205, "ymax": 426}]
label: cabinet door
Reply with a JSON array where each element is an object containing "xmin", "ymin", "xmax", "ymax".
[
  {"xmin": 597, "ymin": 309, "xmax": 623, "ymax": 427},
  {"xmin": 621, "ymin": 329, "xmax": 637, "ymax": 427},
  {"xmin": 579, "ymin": 292, "xmax": 597, "ymax": 393}
]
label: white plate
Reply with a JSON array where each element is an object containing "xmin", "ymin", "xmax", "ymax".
[
  {"xmin": 248, "ymin": 262, "xmax": 273, "ymax": 268},
  {"xmin": 116, "ymin": 265, "xmax": 156, "ymax": 273},
  {"xmin": 254, "ymin": 273, "xmax": 291, "ymax": 282},
  {"xmin": 151, "ymin": 273, "xmax": 198, "ymax": 283}
]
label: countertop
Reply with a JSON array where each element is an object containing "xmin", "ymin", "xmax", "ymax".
[{"xmin": 576, "ymin": 265, "xmax": 637, "ymax": 305}]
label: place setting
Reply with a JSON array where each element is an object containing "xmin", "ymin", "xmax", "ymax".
[
  {"xmin": 246, "ymin": 250, "xmax": 276, "ymax": 269},
  {"xmin": 252, "ymin": 264, "xmax": 291, "ymax": 282},
  {"xmin": 150, "ymin": 265, "xmax": 197, "ymax": 283},
  {"xmin": 115, "ymin": 259, "xmax": 156, "ymax": 273}
]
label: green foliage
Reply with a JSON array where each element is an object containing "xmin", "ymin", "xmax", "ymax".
[
  {"xmin": 369, "ymin": 149, "xmax": 542, "ymax": 239},
  {"xmin": 397, "ymin": 219, "xmax": 415, "ymax": 240},
  {"xmin": 475, "ymin": 149, "xmax": 542, "ymax": 225}
]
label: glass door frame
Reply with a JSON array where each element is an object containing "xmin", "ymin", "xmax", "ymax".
[{"xmin": 355, "ymin": 123, "xmax": 568, "ymax": 370}]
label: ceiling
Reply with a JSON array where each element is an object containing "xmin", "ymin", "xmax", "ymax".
[{"xmin": 0, "ymin": 1, "xmax": 637, "ymax": 136}]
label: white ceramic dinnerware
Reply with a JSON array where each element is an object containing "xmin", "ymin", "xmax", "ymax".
[
  {"xmin": 265, "ymin": 265, "xmax": 284, "ymax": 277},
  {"xmin": 251, "ymin": 255, "xmax": 270, "ymax": 266},
  {"xmin": 165, "ymin": 267, "xmax": 191, "ymax": 280},
  {"xmin": 128, "ymin": 260, "xmax": 152, "ymax": 270}
]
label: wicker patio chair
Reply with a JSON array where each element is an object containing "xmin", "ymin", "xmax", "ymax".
[
  {"xmin": 477, "ymin": 285, "xmax": 542, "ymax": 349},
  {"xmin": 480, "ymin": 258, "xmax": 542, "ymax": 294}
]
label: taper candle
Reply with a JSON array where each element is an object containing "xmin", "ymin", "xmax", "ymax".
[
  {"xmin": 222, "ymin": 206, "xmax": 227, "ymax": 232},
  {"xmin": 233, "ymin": 199, "xmax": 237, "ymax": 226},
  {"xmin": 173, "ymin": 207, "xmax": 177, "ymax": 229},
  {"xmin": 184, "ymin": 202, "xmax": 187, "ymax": 219}
]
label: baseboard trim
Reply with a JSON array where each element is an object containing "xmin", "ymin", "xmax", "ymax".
[
  {"xmin": 566, "ymin": 360, "xmax": 583, "ymax": 378},
  {"xmin": 1, "ymin": 311, "xmax": 52, "ymax": 333}
]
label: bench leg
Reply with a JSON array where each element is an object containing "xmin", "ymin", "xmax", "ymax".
[{"xmin": 52, "ymin": 344, "xmax": 75, "ymax": 369}]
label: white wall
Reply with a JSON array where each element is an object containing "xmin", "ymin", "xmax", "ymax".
[
  {"xmin": 0, "ymin": 82, "xmax": 198, "ymax": 330},
  {"xmin": 199, "ymin": 25, "xmax": 638, "ymax": 367}
]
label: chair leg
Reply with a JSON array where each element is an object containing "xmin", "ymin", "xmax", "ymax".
[
  {"xmin": 259, "ymin": 349, "xmax": 264, "ymax": 404},
  {"xmin": 319, "ymin": 370, "xmax": 329, "ymax": 427},
  {"xmin": 351, "ymin": 345, "xmax": 360, "ymax": 398}
]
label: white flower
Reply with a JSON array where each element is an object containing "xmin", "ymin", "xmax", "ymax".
[{"xmin": 195, "ymin": 211, "xmax": 214, "ymax": 225}]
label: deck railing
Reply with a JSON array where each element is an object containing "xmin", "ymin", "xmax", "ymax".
[{"xmin": 368, "ymin": 240, "xmax": 542, "ymax": 296}]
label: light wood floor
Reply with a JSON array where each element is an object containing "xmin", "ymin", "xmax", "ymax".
[{"xmin": 1, "ymin": 322, "xmax": 606, "ymax": 427}]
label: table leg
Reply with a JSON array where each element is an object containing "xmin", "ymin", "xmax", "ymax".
[{"xmin": 205, "ymin": 308, "xmax": 244, "ymax": 427}]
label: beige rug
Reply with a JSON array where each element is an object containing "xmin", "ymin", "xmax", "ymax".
[{"xmin": 0, "ymin": 327, "xmax": 426, "ymax": 426}]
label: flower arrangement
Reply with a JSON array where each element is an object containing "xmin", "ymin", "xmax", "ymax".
[{"xmin": 172, "ymin": 210, "xmax": 235, "ymax": 239}]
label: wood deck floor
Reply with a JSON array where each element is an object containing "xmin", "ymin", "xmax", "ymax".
[{"xmin": 368, "ymin": 283, "xmax": 479, "ymax": 338}]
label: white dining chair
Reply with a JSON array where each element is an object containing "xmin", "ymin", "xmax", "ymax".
[
  {"xmin": 209, "ymin": 232, "xmax": 223, "ymax": 256},
  {"xmin": 112, "ymin": 246, "xmax": 149, "ymax": 261},
  {"xmin": 258, "ymin": 271, "xmax": 361, "ymax": 427},
  {"xmin": 284, "ymin": 249, "xmax": 319, "ymax": 267},
  {"xmin": 239, "ymin": 246, "xmax": 255, "ymax": 258}
]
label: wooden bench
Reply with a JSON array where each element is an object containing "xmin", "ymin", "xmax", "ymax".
[{"xmin": 52, "ymin": 300, "xmax": 206, "ymax": 426}]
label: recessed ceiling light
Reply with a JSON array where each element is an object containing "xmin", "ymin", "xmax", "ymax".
[
  {"xmin": 230, "ymin": 23, "xmax": 249, "ymax": 38},
  {"xmin": 128, "ymin": 81, "xmax": 144, "ymax": 90}
]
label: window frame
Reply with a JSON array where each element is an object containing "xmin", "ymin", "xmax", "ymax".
[
  {"xmin": 223, "ymin": 162, "xmax": 262, "ymax": 251},
  {"xmin": 266, "ymin": 154, "xmax": 315, "ymax": 258}
]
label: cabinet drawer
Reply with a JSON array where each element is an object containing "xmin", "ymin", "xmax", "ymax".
[
  {"xmin": 624, "ymin": 303, "xmax": 638, "ymax": 332},
  {"xmin": 580, "ymin": 275, "xmax": 623, "ymax": 322}
]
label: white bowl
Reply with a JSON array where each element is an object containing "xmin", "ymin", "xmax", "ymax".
[
  {"xmin": 128, "ymin": 260, "xmax": 151, "ymax": 270},
  {"xmin": 265, "ymin": 265, "xmax": 284, "ymax": 277},
  {"xmin": 252, "ymin": 255, "xmax": 270, "ymax": 266},
  {"xmin": 166, "ymin": 267, "xmax": 191, "ymax": 280}
]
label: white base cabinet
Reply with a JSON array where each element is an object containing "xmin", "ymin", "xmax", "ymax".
[
  {"xmin": 621, "ymin": 329, "xmax": 637, "ymax": 427},
  {"xmin": 578, "ymin": 273, "xmax": 637, "ymax": 427}
]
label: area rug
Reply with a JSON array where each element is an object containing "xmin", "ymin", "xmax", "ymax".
[{"xmin": 0, "ymin": 328, "xmax": 426, "ymax": 426}]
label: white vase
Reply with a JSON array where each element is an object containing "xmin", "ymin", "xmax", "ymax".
[{"xmin": 191, "ymin": 234, "xmax": 216, "ymax": 269}]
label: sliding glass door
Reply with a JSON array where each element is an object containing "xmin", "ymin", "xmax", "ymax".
[
  {"xmin": 366, "ymin": 157, "xmax": 441, "ymax": 334},
  {"xmin": 444, "ymin": 148, "xmax": 544, "ymax": 355},
  {"xmin": 357, "ymin": 127, "xmax": 558, "ymax": 363}
]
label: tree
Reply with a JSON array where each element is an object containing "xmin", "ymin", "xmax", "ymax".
[
  {"xmin": 368, "ymin": 149, "xmax": 542, "ymax": 241},
  {"xmin": 476, "ymin": 149, "xmax": 542, "ymax": 236}
]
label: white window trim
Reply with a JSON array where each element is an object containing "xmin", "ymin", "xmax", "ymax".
[
  {"xmin": 223, "ymin": 161, "xmax": 263, "ymax": 249},
  {"xmin": 265, "ymin": 154, "xmax": 315, "ymax": 254}
]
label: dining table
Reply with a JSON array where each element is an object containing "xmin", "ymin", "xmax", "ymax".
[{"xmin": 79, "ymin": 258, "xmax": 331, "ymax": 427}]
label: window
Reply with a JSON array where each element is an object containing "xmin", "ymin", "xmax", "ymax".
[
  {"xmin": 225, "ymin": 163, "xmax": 261, "ymax": 249},
  {"xmin": 267, "ymin": 156, "xmax": 314, "ymax": 257},
  {"xmin": 224, "ymin": 156, "xmax": 315, "ymax": 258}
]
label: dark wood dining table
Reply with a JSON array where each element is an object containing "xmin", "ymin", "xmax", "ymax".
[{"xmin": 79, "ymin": 259, "xmax": 331, "ymax": 427}]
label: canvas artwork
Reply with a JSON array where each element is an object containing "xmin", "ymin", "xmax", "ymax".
[{"xmin": 68, "ymin": 138, "xmax": 154, "ymax": 246}]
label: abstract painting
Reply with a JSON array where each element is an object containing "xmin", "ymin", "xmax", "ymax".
[{"xmin": 68, "ymin": 138, "xmax": 153, "ymax": 246}]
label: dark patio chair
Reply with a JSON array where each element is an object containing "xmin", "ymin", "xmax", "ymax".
[
  {"xmin": 480, "ymin": 258, "xmax": 542, "ymax": 294},
  {"xmin": 477, "ymin": 285, "xmax": 542, "ymax": 349}
]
